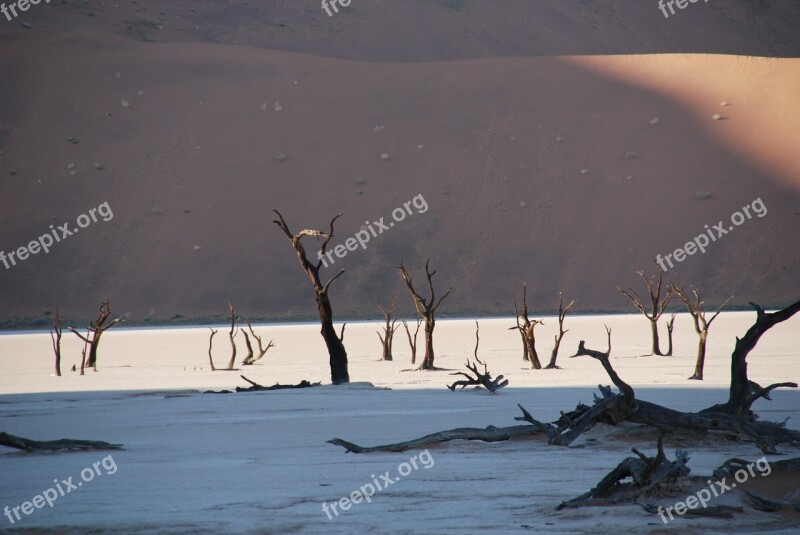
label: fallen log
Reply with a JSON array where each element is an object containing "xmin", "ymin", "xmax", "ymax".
[
  {"xmin": 0, "ymin": 432, "xmax": 123, "ymax": 452},
  {"xmin": 328, "ymin": 424, "xmax": 541, "ymax": 453}
]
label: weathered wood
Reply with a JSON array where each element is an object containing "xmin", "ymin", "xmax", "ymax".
[
  {"xmin": 672, "ymin": 285, "xmax": 733, "ymax": 380},
  {"xmin": 273, "ymin": 210, "xmax": 350, "ymax": 384},
  {"xmin": 557, "ymin": 438, "xmax": 690, "ymax": 509},
  {"xmin": 0, "ymin": 432, "xmax": 123, "ymax": 452},
  {"xmin": 546, "ymin": 293, "xmax": 574, "ymax": 369},
  {"xmin": 377, "ymin": 295, "xmax": 399, "ymax": 361},
  {"xmin": 328, "ymin": 424, "xmax": 541, "ymax": 453},
  {"xmin": 235, "ymin": 375, "xmax": 321, "ymax": 392},
  {"xmin": 447, "ymin": 359, "xmax": 508, "ymax": 393},
  {"xmin": 241, "ymin": 322, "xmax": 274, "ymax": 365},
  {"xmin": 619, "ymin": 265, "xmax": 674, "ymax": 356},
  {"xmin": 68, "ymin": 300, "xmax": 122, "ymax": 370}
]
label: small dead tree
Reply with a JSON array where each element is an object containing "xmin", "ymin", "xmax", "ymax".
[
  {"xmin": 50, "ymin": 307, "xmax": 63, "ymax": 377},
  {"xmin": 273, "ymin": 210, "xmax": 350, "ymax": 384},
  {"xmin": 226, "ymin": 304, "xmax": 239, "ymax": 370},
  {"xmin": 241, "ymin": 322, "xmax": 274, "ymax": 365},
  {"xmin": 447, "ymin": 360, "xmax": 508, "ymax": 393},
  {"xmin": 68, "ymin": 301, "xmax": 122, "ymax": 371},
  {"xmin": 473, "ymin": 320, "xmax": 485, "ymax": 365},
  {"xmin": 510, "ymin": 284, "xmax": 543, "ymax": 369},
  {"xmin": 377, "ymin": 295, "xmax": 399, "ymax": 361},
  {"xmin": 208, "ymin": 328, "xmax": 218, "ymax": 371},
  {"xmin": 672, "ymin": 285, "xmax": 733, "ymax": 380},
  {"xmin": 619, "ymin": 266, "xmax": 675, "ymax": 356},
  {"xmin": 398, "ymin": 260, "xmax": 453, "ymax": 370},
  {"xmin": 665, "ymin": 313, "xmax": 676, "ymax": 356},
  {"xmin": 402, "ymin": 318, "xmax": 422, "ymax": 365},
  {"xmin": 546, "ymin": 293, "xmax": 575, "ymax": 369}
]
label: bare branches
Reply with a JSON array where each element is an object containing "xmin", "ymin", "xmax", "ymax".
[
  {"xmin": 378, "ymin": 295, "xmax": 399, "ymax": 361},
  {"xmin": 473, "ymin": 320, "xmax": 484, "ymax": 365},
  {"xmin": 68, "ymin": 300, "xmax": 122, "ymax": 371},
  {"xmin": 619, "ymin": 265, "xmax": 675, "ymax": 356},
  {"xmin": 398, "ymin": 260, "xmax": 453, "ymax": 370},
  {"xmin": 402, "ymin": 318, "xmax": 422, "ymax": 365},
  {"xmin": 447, "ymin": 360, "xmax": 508, "ymax": 393},
  {"xmin": 672, "ymin": 284, "xmax": 733, "ymax": 380},
  {"xmin": 241, "ymin": 322, "xmax": 274, "ymax": 365},
  {"xmin": 546, "ymin": 293, "xmax": 574, "ymax": 369},
  {"xmin": 273, "ymin": 209, "xmax": 349, "ymax": 384},
  {"xmin": 511, "ymin": 284, "xmax": 543, "ymax": 368},
  {"xmin": 572, "ymin": 326, "xmax": 636, "ymax": 409}
]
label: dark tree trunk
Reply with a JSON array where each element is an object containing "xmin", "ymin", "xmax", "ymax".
[
  {"xmin": 420, "ymin": 316, "xmax": 436, "ymax": 370},
  {"xmin": 650, "ymin": 320, "xmax": 663, "ymax": 356},
  {"xmin": 688, "ymin": 330, "xmax": 708, "ymax": 380},
  {"xmin": 318, "ymin": 292, "xmax": 349, "ymax": 384}
]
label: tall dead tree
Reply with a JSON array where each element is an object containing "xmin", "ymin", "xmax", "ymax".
[
  {"xmin": 546, "ymin": 293, "xmax": 575, "ymax": 369},
  {"xmin": 50, "ymin": 307, "xmax": 63, "ymax": 377},
  {"xmin": 242, "ymin": 322, "xmax": 274, "ymax": 365},
  {"xmin": 226, "ymin": 304, "xmax": 239, "ymax": 370},
  {"xmin": 377, "ymin": 295, "xmax": 399, "ymax": 361},
  {"xmin": 402, "ymin": 318, "xmax": 421, "ymax": 365},
  {"xmin": 672, "ymin": 285, "xmax": 733, "ymax": 380},
  {"xmin": 273, "ymin": 210, "xmax": 350, "ymax": 384},
  {"xmin": 510, "ymin": 284, "xmax": 543, "ymax": 368},
  {"xmin": 68, "ymin": 301, "xmax": 122, "ymax": 371},
  {"xmin": 398, "ymin": 260, "xmax": 452, "ymax": 370},
  {"xmin": 619, "ymin": 266, "xmax": 675, "ymax": 356}
]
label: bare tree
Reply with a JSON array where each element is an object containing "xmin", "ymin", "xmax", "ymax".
[
  {"xmin": 208, "ymin": 328, "xmax": 218, "ymax": 371},
  {"xmin": 226, "ymin": 304, "xmax": 239, "ymax": 370},
  {"xmin": 546, "ymin": 293, "xmax": 575, "ymax": 369},
  {"xmin": 398, "ymin": 260, "xmax": 453, "ymax": 370},
  {"xmin": 665, "ymin": 313, "xmax": 676, "ymax": 356},
  {"xmin": 510, "ymin": 284, "xmax": 543, "ymax": 368},
  {"xmin": 619, "ymin": 266, "xmax": 675, "ymax": 355},
  {"xmin": 377, "ymin": 295, "xmax": 399, "ymax": 361},
  {"xmin": 672, "ymin": 285, "xmax": 733, "ymax": 380},
  {"xmin": 473, "ymin": 320, "xmax": 485, "ymax": 365},
  {"xmin": 50, "ymin": 306, "xmax": 63, "ymax": 377},
  {"xmin": 273, "ymin": 210, "xmax": 349, "ymax": 384},
  {"xmin": 402, "ymin": 318, "xmax": 422, "ymax": 365},
  {"xmin": 68, "ymin": 301, "xmax": 122, "ymax": 371},
  {"xmin": 242, "ymin": 322, "xmax": 274, "ymax": 365}
]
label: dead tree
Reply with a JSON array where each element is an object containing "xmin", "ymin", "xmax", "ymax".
[
  {"xmin": 447, "ymin": 360, "xmax": 508, "ymax": 393},
  {"xmin": 330, "ymin": 298, "xmax": 800, "ymax": 455},
  {"xmin": 398, "ymin": 260, "xmax": 452, "ymax": 370},
  {"xmin": 78, "ymin": 328, "xmax": 89, "ymax": 375},
  {"xmin": 68, "ymin": 300, "xmax": 122, "ymax": 371},
  {"xmin": 510, "ymin": 284, "xmax": 543, "ymax": 369},
  {"xmin": 665, "ymin": 313, "xmax": 676, "ymax": 356},
  {"xmin": 402, "ymin": 318, "xmax": 421, "ymax": 365},
  {"xmin": 558, "ymin": 437, "xmax": 690, "ymax": 509},
  {"xmin": 672, "ymin": 285, "xmax": 733, "ymax": 380},
  {"xmin": 208, "ymin": 328, "xmax": 218, "ymax": 371},
  {"xmin": 619, "ymin": 266, "xmax": 675, "ymax": 355},
  {"xmin": 473, "ymin": 320, "xmax": 485, "ymax": 365},
  {"xmin": 50, "ymin": 306, "xmax": 63, "ymax": 377},
  {"xmin": 546, "ymin": 293, "xmax": 575, "ymax": 369},
  {"xmin": 241, "ymin": 322, "xmax": 274, "ymax": 365},
  {"xmin": 273, "ymin": 210, "xmax": 350, "ymax": 384},
  {"xmin": 377, "ymin": 295, "xmax": 399, "ymax": 361},
  {"xmin": 226, "ymin": 304, "xmax": 239, "ymax": 370}
]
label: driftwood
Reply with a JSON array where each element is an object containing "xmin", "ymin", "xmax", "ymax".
[
  {"xmin": 557, "ymin": 437, "xmax": 690, "ymax": 509},
  {"xmin": 328, "ymin": 424, "xmax": 541, "ymax": 453},
  {"xmin": 0, "ymin": 432, "xmax": 123, "ymax": 452},
  {"xmin": 447, "ymin": 359, "xmax": 508, "ymax": 393},
  {"xmin": 202, "ymin": 375, "xmax": 321, "ymax": 394},
  {"xmin": 329, "ymin": 299, "xmax": 800, "ymax": 456}
]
